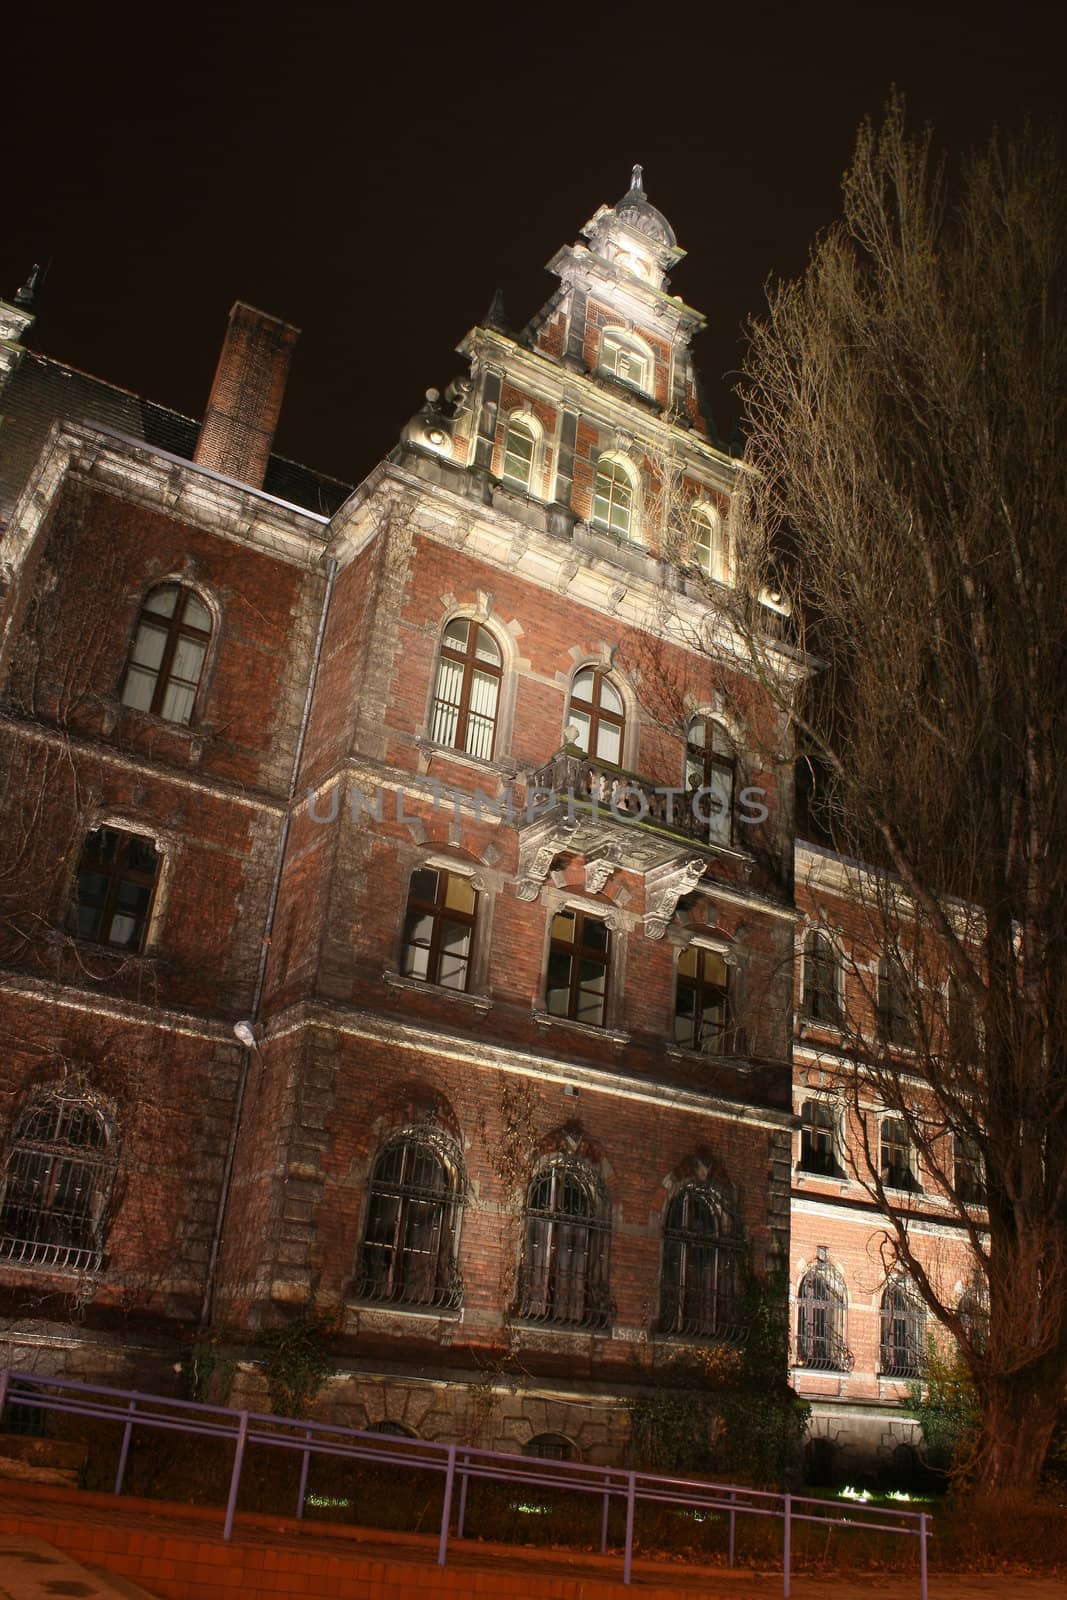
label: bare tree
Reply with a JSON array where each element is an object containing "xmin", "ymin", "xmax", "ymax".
[{"xmin": 724, "ymin": 98, "xmax": 1067, "ymax": 1491}]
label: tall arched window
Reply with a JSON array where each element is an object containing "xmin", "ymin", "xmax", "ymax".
[
  {"xmin": 354, "ymin": 1131, "xmax": 464, "ymax": 1310},
  {"xmin": 659, "ymin": 1183, "xmax": 743, "ymax": 1340},
  {"xmin": 500, "ymin": 417, "xmax": 537, "ymax": 492},
  {"xmin": 566, "ymin": 668, "xmax": 625, "ymax": 765},
  {"xmin": 429, "ymin": 618, "xmax": 503, "ymax": 760},
  {"xmin": 692, "ymin": 508, "xmax": 729, "ymax": 582},
  {"xmin": 591, "ymin": 458, "xmax": 637, "ymax": 540},
  {"xmin": 673, "ymin": 946, "xmax": 730, "ymax": 1054},
  {"xmin": 801, "ymin": 930, "xmax": 841, "ymax": 1024},
  {"xmin": 879, "ymin": 1279, "xmax": 926, "ymax": 1377},
  {"xmin": 685, "ymin": 717, "xmax": 734, "ymax": 846},
  {"xmin": 515, "ymin": 1157, "xmax": 610, "ymax": 1330},
  {"xmin": 120, "ymin": 583, "xmax": 212, "ymax": 725},
  {"xmin": 796, "ymin": 1258, "xmax": 851, "ymax": 1370},
  {"xmin": 0, "ymin": 1095, "xmax": 118, "ymax": 1273},
  {"xmin": 67, "ymin": 826, "xmax": 161, "ymax": 952}
]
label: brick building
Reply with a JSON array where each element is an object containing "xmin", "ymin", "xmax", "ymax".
[{"xmin": 0, "ymin": 173, "xmax": 803, "ymax": 1462}]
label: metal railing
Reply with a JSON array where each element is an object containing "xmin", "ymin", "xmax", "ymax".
[{"xmin": 0, "ymin": 1368, "xmax": 931, "ymax": 1597}]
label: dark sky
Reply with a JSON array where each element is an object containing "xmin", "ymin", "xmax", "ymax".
[{"xmin": 4, "ymin": 1, "xmax": 1062, "ymax": 486}]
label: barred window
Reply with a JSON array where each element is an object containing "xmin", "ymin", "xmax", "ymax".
[
  {"xmin": 795, "ymin": 1259, "xmax": 852, "ymax": 1371},
  {"xmin": 515, "ymin": 1158, "xmax": 610, "ymax": 1330},
  {"xmin": 591, "ymin": 459, "xmax": 636, "ymax": 539},
  {"xmin": 684, "ymin": 717, "xmax": 734, "ymax": 846},
  {"xmin": 400, "ymin": 868, "xmax": 478, "ymax": 992},
  {"xmin": 659, "ymin": 1184, "xmax": 744, "ymax": 1340},
  {"xmin": 501, "ymin": 418, "xmax": 536, "ymax": 491},
  {"xmin": 67, "ymin": 827, "xmax": 161, "ymax": 952},
  {"xmin": 120, "ymin": 582, "xmax": 212, "ymax": 725},
  {"xmin": 566, "ymin": 669, "xmax": 625, "ymax": 765},
  {"xmin": 801, "ymin": 930, "xmax": 841, "ymax": 1024},
  {"xmin": 879, "ymin": 1280, "xmax": 926, "ymax": 1378},
  {"xmin": 673, "ymin": 946, "xmax": 730, "ymax": 1054},
  {"xmin": 878, "ymin": 957, "xmax": 915, "ymax": 1048},
  {"xmin": 546, "ymin": 909, "xmax": 610, "ymax": 1028},
  {"xmin": 354, "ymin": 1132, "xmax": 463, "ymax": 1310},
  {"xmin": 0, "ymin": 1096, "xmax": 118, "ymax": 1273},
  {"xmin": 880, "ymin": 1116, "xmax": 921, "ymax": 1192},
  {"xmin": 954, "ymin": 1132, "xmax": 986, "ymax": 1205},
  {"xmin": 429, "ymin": 618, "xmax": 503, "ymax": 761},
  {"xmin": 799, "ymin": 1102, "xmax": 840, "ymax": 1176},
  {"xmin": 524, "ymin": 1433, "xmax": 575, "ymax": 1461}
]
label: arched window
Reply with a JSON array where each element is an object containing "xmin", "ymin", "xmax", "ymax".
[
  {"xmin": 801, "ymin": 930, "xmax": 841, "ymax": 1024},
  {"xmin": 500, "ymin": 417, "xmax": 537, "ymax": 492},
  {"xmin": 692, "ymin": 508, "xmax": 729, "ymax": 583},
  {"xmin": 659, "ymin": 1183, "xmax": 743, "ymax": 1340},
  {"xmin": 599, "ymin": 329, "xmax": 652, "ymax": 393},
  {"xmin": 878, "ymin": 956, "xmax": 915, "ymax": 1048},
  {"xmin": 400, "ymin": 867, "xmax": 478, "ymax": 992},
  {"xmin": 796, "ymin": 1258, "xmax": 851, "ymax": 1371},
  {"xmin": 0, "ymin": 1095, "xmax": 118, "ymax": 1273},
  {"xmin": 591, "ymin": 458, "xmax": 637, "ymax": 540},
  {"xmin": 524, "ymin": 1433, "xmax": 575, "ymax": 1461},
  {"xmin": 366, "ymin": 1420, "xmax": 418, "ymax": 1438},
  {"xmin": 684, "ymin": 717, "xmax": 734, "ymax": 846},
  {"xmin": 67, "ymin": 826, "xmax": 161, "ymax": 952},
  {"xmin": 515, "ymin": 1157, "xmax": 610, "ymax": 1330},
  {"xmin": 799, "ymin": 1102, "xmax": 840, "ymax": 1176},
  {"xmin": 673, "ymin": 946, "xmax": 730, "ymax": 1054},
  {"xmin": 354, "ymin": 1131, "xmax": 464, "ymax": 1310},
  {"xmin": 566, "ymin": 668, "xmax": 625, "ymax": 765},
  {"xmin": 879, "ymin": 1280, "xmax": 926, "ymax": 1377},
  {"xmin": 429, "ymin": 618, "xmax": 503, "ymax": 760},
  {"xmin": 120, "ymin": 582, "xmax": 212, "ymax": 725}
]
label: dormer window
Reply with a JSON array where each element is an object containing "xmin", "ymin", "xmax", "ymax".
[{"xmin": 599, "ymin": 330, "xmax": 652, "ymax": 394}]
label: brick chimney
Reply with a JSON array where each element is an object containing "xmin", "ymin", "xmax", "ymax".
[{"xmin": 193, "ymin": 302, "xmax": 300, "ymax": 489}]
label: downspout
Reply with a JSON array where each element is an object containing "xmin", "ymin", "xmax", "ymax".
[{"xmin": 199, "ymin": 553, "xmax": 339, "ymax": 1330}]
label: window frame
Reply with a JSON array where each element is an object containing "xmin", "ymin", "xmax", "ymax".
[
  {"xmin": 545, "ymin": 906, "xmax": 612, "ymax": 1029},
  {"xmin": 878, "ymin": 956, "xmax": 916, "ymax": 1049},
  {"xmin": 799, "ymin": 1100, "xmax": 841, "ymax": 1177},
  {"xmin": 565, "ymin": 668, "xmax": 627, "ymax": 767},
  {"xmin": 691, "ymin": 505, "xmax": 730, "ymax": 584},
  {"xmin": 953, "ymin": 1130, "xmax": 986, "ymax": 1206},
  {"xmin": 0, "ymin": 1093, "xmax": 119, "ymax": 1274},
  {"xmin": 658, "ymin": 1182, "xmax": 745, "ymax": 1341},
  {"xmin": 353, "ymin": 1129, "xmax": 465, "ymax": 1312},
  {"xmin": 795, "ymin": 1258, "xmax": 851, "ymax": 1371},
  {"xmin": 399, "ymin": 865, "xmax": 480, "ymax": 994},
  {"xmin": 118, "ymin": 581, "xmax": 214, "ymax": 726},
  {"xmin": 879, "ymin": 1115, "xmax": 921, "ymax": 1193},
  {"xmin": 879, "ymin": 1279, "xmax": 926, "ymax": 1378},
  {"xmin": 428, "ymin": 616, "xmax": 504, "ymax": 762},
  {"xmin": 599, "ymin": 328, "xmax": 654, "ymax": 394},
  {"xmin": 801, "ymin": 929, "xmax": 842, "ymax": 1025},
  {"xmin": 499, "ymin": 412, "xmax": 542, "ymax": 494},
  {"xmin": 513, "ymin": 1155, "xmax": 611, "ymax": 1331},
  {"xmin": 67, "ymin": 824, "xmax": 163, "ymax": 954},
  {"xmin": 684, "ymin": 716, "xmax": 735, "ymax": 846},
  {"xmin": 672, "ymin": 943, "xmax": 731, "ymax": 1055},
  {"xmin": 590, "ymin": 455, "xmax": 640, "ymax": 542}
]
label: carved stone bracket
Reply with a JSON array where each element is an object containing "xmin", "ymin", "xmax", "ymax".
[
  {"xmin": 584, "ymin": 844, "xmax": 622, "ymax": 895},
  {"xmin": 643, "ymin": 857, "xmax": 708, "ymax": 939},
  {"xmin": 516, "ymin": 817, "xmax": 580, "ymax": 900}
]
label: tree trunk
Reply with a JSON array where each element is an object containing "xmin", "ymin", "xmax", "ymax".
[{"xmin": 971, "ymin": 1374, "xmax": 1062, "ymax": 1492}]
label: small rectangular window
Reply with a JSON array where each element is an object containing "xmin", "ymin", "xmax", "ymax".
[
  {"xmin": 68, "ymin": 828, "xmax": 161, "ymax": 953},
  {"xmin": 673, "ymin": 946, "xmax": 729, "ymax": 1053},
  {"xmin": 799, "ymin": 1102, "xmax": 839, "ymax": 1176},
  {"xmin": 880, "ymin": 1116, "xmax": 920, "ymax": 1192},
  {"xmin": 400, "ymin": 868, "xmax": 478, "ymax": 992},
  {"xmin": 546, "ymin": 910, "xmax": 610, "ymax": 1027}
]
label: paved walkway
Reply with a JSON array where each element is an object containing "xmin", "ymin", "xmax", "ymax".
[{"xmin": 0, "ymin": 1483, "xmax": 1062, "ymax": 1599}]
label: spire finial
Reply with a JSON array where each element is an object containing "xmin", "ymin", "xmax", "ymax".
[
  {"xmin": 630, "ymin": 163, "xmax": 644, "ymax": 193},
  {"xmin": 13, "ymin": 263, "xmax": 42, "ymax": 310}
]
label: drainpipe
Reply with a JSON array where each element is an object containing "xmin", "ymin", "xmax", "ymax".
[{"xmin": 198, "ymin": 554, "xmax": 339, "ymax": 1330}]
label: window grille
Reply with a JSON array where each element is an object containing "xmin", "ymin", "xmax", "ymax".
[
  {"xmin": 514, "ymin": 1158, "xmax": 610, "ymax": 1330},
  {"xmin": 684, "ymin": 717, "xmax": 734, "ymax": 846},
  {"xmin": 591, "ymin": 460, "xmax": 635, "ymax": 539},
  {"xmin": 799, "ymin": 1102, "xmax": 840, "ymax": 1176},
  {"xmin": 566, "ymin": 669, "xmax": 625, "ymax": 765},
  {"xmin": 119, "ymin": 583, "xmax": 211, "ymax": 725},
  {"xmin": 429, "ymin": 618, "xmax": 502, "ymax": 760},
  {"xmin": 67, "ymin": 827, "xmax": 161, "ymax": 952},
  {"xmin": 673, "ymin": 947, "xmax": 730, "ymax": 1054},
  {"xmin": 501, "ymin": 419, "xmax": 535, "ymax": 491},
  {"xmin": 795, "ymin": 1265, "xmax": 853, "ymax": 1370},
  {"xmin": 802, "ymin": 931, "xmax": 841, "ymax": 1024},
  {"xmin": 879, "ymin": 1280, "xmax": 926, "ymax": 1377},
  {"xmin": 546, "ymin": 909, "xmax": 610, "ymax": 1027},
  {"xmin": 659, "ymin": 1184, "xmax": 744, "ymax": 1340},
  {"xmin": 354, "ymin": 1132, "xmax": 463, "ymax": 1310},
  {"xmin": 400, "ymin": 868, "xmax": 478, "ymax": 992},
  {"xmin": 0, "ymin": 1096, "xmax": 118, "ymax": 1273},
  {"xmin": 524, "ymin": 1433, "xmax": 574, "ymax": 1461}
]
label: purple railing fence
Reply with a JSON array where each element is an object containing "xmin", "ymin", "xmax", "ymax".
[{"xmin": 0, "ymin": 1368, "xmax": 930, "ymax": 1597}]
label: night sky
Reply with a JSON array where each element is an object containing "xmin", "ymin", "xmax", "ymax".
[{"xmin": 4, "ymin": 1, "xmax": 1062, "ymax": 487}]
